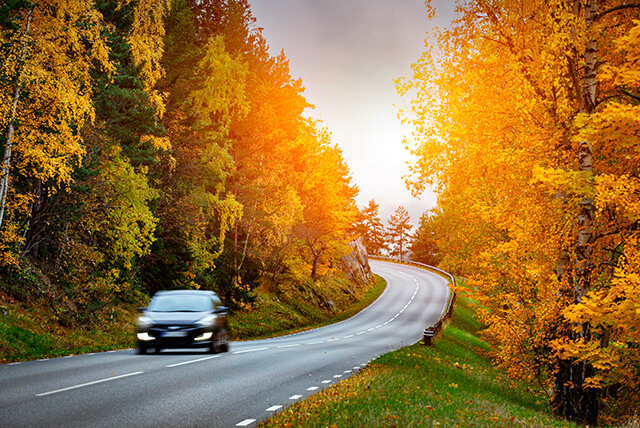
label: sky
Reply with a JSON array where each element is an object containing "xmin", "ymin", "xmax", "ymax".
[{"xmin": 247, "ymin": 0, "xmax": 456, "ymax": 228}]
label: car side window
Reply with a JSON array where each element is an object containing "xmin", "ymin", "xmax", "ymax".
[{"xmin": 213, "ymin": 295, "xmax": 223, "ymax": 309}]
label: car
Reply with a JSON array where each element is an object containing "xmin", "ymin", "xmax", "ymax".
[{"xmin": 136, "ymin": 289, "xmax": 230, "ymax": 354}]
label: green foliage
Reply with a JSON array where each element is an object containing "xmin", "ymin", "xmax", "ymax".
[
  {"xmin": 386, "ymin": 206, "xmax": 412, "ymax": 260},
  {"xmin": 354, "ymin": 199, "xmax": 387, "ymax": 256},
  {"xmin": 410, "ymin": 212, "xmax": 441, "ymax": 266}
]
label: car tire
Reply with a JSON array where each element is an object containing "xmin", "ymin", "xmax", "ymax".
[
  {"xmin": 218, "ymin": 328, "xmax": 229, "ymax": 353},
  {"xmin": 137, "ymin": 345, "xmax": 147, "ymax": 355},
  {"xmin": 211, "ymin": 329, "xmax": 229, "ymax": 353},
  {"xmin": 154, "ymin": 346, "xmax": 162, "ymax": 354}
]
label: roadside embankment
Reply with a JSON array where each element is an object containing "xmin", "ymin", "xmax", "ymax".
[{"xmin": 260, "ymin": 296, "xmax": 583, "ymax": 428}]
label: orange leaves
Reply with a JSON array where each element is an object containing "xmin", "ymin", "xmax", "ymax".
[{"xmin": 398, "ymin": 4, "xmax": 640, "ymax": 415}]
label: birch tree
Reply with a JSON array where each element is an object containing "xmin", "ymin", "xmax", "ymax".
[{"xmin": 0, "ymin": 0, "xmax": 111, "ymax": 261}]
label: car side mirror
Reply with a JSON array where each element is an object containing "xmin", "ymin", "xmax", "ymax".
[
  {"xmin": 137, "ymin": 307, "xmax": 147, "ymax": 313},
  {"xmin": 215, "ymin": 306, "xmax": 228, "ymax": 314}
]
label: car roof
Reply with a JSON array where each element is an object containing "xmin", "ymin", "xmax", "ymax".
[{"xmin": 153, "ymin": 289, "xmax": 218, "ymax": 297}]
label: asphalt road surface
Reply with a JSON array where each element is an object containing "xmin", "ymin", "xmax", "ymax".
[{"xmin": 0, "ymin": 260, "xmax": 451, "ymax": 427}]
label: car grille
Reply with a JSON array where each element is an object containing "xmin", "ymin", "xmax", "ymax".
[{"xmin": 150, "ymin": 324, "xmax": 201, "ymax": 341}]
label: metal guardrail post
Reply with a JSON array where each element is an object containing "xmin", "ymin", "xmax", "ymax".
[{"xmin": 423, "ymin": 328, "xmax": 435, "ymax": 346}]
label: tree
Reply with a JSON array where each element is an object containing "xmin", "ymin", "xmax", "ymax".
[
  {"xmin": 397, "ymin": 0, "xmax": 640, "ymax": 423},
  {"xmin": 0, "ymin": 0, "xmax": 111, "ymax": 262},
  {"xmin": 147, "ymin": 0, "xmax": 246, "ymax": 293},
  {"xmin": 354, "ymin": 199, "xmax": 387, "ymax": 256},
  {"xmin": 292, "ymin": 120, "xmax": 358, "ymax": 280},
  {"xmin": 386, "ymin": 206, "xmax": 412, "ymax": 260},
  {"xmin": 410, "ymin": 212, "xmax": 440, "ymax": 266}
]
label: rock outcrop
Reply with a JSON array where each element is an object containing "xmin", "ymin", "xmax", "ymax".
[{"xmin": 341, "ymin": 237, "xmax": 372, "ymax": 285}]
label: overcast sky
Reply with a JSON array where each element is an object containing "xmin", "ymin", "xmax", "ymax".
[{"xmin": 247, "ymin": 0, "xmax": 456, "ymax": 227}]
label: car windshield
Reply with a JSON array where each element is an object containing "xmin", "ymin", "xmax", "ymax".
[{"xmin": 148, "ymin": 295, "xmax": 212, "ymax": 312}]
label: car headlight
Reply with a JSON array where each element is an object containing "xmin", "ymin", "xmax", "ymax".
[
  {"xmin": 136, "ymin": 316, "xmax": 153, "ymax": 331},
  {"xmin": 196, "ymin": 314, "xmax": 216, "ymax": 328}
]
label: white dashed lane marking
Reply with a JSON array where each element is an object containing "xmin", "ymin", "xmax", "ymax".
[
  {"xmin": 266, "ymin": 405, "xmax": 282, "ymax": 412},
  {"xmin": 36, "ymin": 371, "xmax": 144, "ymax": 397},
  {"xmin": 236, "ymin": 419, "xmax": 255, "ymax": 427},
  {"xmin": 166, "ymin": 355, "xmax": 220, "ymax": 368},
  {"xmin": 232, "ymin": 347, "xmax": 269, "ymax": 355}
]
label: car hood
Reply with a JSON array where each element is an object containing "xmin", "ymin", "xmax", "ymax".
[{"xmin": 144, "ymin": 311, "xmax": 208, "ymax": 325}]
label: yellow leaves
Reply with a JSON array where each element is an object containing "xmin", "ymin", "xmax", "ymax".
[
  {"xmin": 596, "ymin": 174, "xmax": 640, "ymax": 222},
  {"xmin": 140, "ymin": 134, "xmax": 172, "ymax": 152},
  {"xmin": 531, "ymin": 165, "xmax": 595, "ymax": 201},
  {"xmin": 189, "ymin": 36, "xmax": 249, "ymax": 134},
  {"xmin": 124, "ymin": 0, "xmax": 168, "ymax": 92},
  {"xmin": 599, "ymin": 20, "xmax": 640, "ymax": 88}
]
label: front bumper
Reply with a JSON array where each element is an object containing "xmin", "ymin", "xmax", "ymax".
[{"xmin": 137, "ymin": 326, "xmax": 214, "ymax": 348}]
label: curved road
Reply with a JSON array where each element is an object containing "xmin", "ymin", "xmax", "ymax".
[{"xmin": 0, "ymin": 260, "xmax": 450, "ymax": 427}]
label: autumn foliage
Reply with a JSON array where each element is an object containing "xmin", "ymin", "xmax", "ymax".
[
  {"xmin": 0, "ymin": 1, "xmax": 358, "ymax": 322},
  {"xmin": 398, "ymin": 0, "xmax": 640, "ymax": 424}
]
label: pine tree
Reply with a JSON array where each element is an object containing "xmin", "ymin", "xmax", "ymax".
[
  {"xmin": 386, "ymin": 206, "xmax": 412, "ymax": 260},
  {"xmin": 354, "ymin": 199, "xmax": 387, "ymax": 256}
]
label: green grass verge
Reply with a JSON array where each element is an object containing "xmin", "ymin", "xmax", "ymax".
[
  {"xmin": 0, "ymin": 275, "xmax": 386, "ymax": 363},
  {"xmin": 259, "ymin": 297, "xmax": 583, "ymax": 428},
  {"xmin": 230, "ymin": 275, "xmax": 386, "ymax": 340},
  {"xmin": 0, "ymin": 303, "xmax": 138, "ymax": 363}
]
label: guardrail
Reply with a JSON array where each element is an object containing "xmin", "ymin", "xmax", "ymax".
[{"xmin": 369, "ymin": 256, "xmax": 456, "ymax": 346}]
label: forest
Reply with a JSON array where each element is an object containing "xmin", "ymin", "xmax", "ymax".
[
  {"xmin": 0, "ymin": 0, "xmax": 421, "ymax": 322},
  {"xmin": 0, "ymin": 0, "xmax": 374, "ymax": 320},
  {"xmin": 400, "ymin": 0, "xmax": 640, "ymax": 425}
]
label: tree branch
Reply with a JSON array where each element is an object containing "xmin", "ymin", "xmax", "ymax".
[
  {"xmin": 619, "ymin": 88, "xmax": 640, "ymax": 103},
  {"xmin": 595, "ymin": 4, "xmax": 640, "ymax": 22}
]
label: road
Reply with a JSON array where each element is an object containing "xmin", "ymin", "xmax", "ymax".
[{"xmin": 0, "ymin": 260, "xmax": 450, "ymax": 427}]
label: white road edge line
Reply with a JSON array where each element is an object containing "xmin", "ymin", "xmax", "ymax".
[
  {"xmin": 36, "ymin": 371, "xmax": 144, "ymax": 397},
  {"xmin": 266, "ymin": 405, "xmax": 282, "ymax": 412},
  {"xmin": 232, "ymin": 347, "xmax": 269, "ymax": 354},
  {"xmin": 166, "ymin": 355, "xmax": 220, "ymax": 367}
]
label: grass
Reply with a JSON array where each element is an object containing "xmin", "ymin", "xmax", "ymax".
[
  {"xmin": 0, "ymin": 275, "xmax": 386, "ymax": 363},
  {"xmin": 230, "ymin": 275, "xmax": 387, "ymax": 340},
  {"xmin": 0, "ymin": 300, "xmax": 138, "ymax": 362},
  {"xmin": 260, "ymin": 296, "xmax": 583, "ymax": 428}
]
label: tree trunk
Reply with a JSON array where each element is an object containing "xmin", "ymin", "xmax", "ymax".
[
  {"xmin": 553, "ymin": 0, "xmax": 599, "ymax": 424},
  {"xmin": 0, "ymin": 6, "xmax": 33, "ymax": 229}
]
